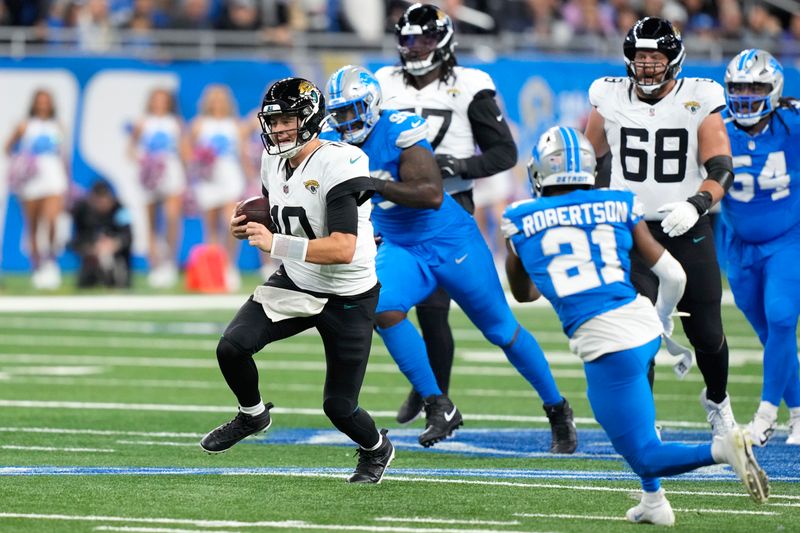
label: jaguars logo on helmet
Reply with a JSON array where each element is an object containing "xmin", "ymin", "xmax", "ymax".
[{"xmin": 258, "ymin": 77, "xmax": 326, "ymax": 159}]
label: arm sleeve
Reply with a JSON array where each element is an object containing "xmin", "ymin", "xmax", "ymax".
[
  {"xmin": 326, "ymin": 193, "xmax": 359, "ymax": 235},
  {"xmin": 463, "ymin": 90, "xmax": 517, "ymax": 178}
]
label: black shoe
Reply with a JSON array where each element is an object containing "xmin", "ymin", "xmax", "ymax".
[
  {"xmin": 543, "ymin": 398, "xmax": 577, "ymax": 454},
  {"xmin": 200, "ymin": 402, "xmax": 274, "ymax": 454},
  {"xmin": 348, "ymin": 429, "xmax": 395, "ymax": 484},
  {"xmin": 419, "ymin": 394, "xmax": 463, "ymax": 448},
  {"xmin": 396, "ymin": 389, "xmax": 424, "ymax": 424}
]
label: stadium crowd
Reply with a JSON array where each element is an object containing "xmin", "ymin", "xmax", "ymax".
[{"xmin": 1, "ymin": 0, "xmax": 799, "ymax": 54}]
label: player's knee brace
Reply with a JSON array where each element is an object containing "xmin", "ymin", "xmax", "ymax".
[{"xmin": 323, "ymin": 396, "xmax": 357, "ymax": 422}]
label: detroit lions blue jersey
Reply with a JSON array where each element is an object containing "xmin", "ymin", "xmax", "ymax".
[
  {"xmin": 321, "ymin": 109, "xmax": 466, "ymax": 246},
  {"xmin": 503, "ymin": 189, "xmax": 643, "ymax": 336},
  {"xmin": 723, "ymin": 106, "xmax": 800, "ymax": 243}
]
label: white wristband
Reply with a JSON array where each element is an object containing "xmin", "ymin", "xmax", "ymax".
[{"xmin": 270, "ymin": 234, "xmax": 309, "ymax": 261}]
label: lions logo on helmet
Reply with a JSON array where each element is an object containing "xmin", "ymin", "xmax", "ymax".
[
  {"xmin": 325, "ymin": 65, "xmax": 383, "ymax": 144},
  {"xmin": 527, "ymin": 127, "xmax": 596, "ymax": 197},
  {"xmin": 725, "ymin": 49, "xmax": 784, "ymax": 127}
]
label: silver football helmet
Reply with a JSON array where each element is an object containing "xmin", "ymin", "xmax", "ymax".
[
  {"xmin": 725, "ymin": 49, "xmax": 784, "ymax": 127},
  {"xmin": 527, "ymin": 126, "xmax": 596, "ymax": 197},
  {"xmin": 325, "ymin": 65, "xmax": 382, "ymax": 144}
]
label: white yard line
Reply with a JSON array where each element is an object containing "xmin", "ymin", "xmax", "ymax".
[
  {"xmin": 0, "ymin": 513, "xmax": 540, "ymax": 533},
  {"xmin": 0, "ymin": 352, "xmax": 765, "ymax": 384},
  {"xmin": 0, "ymin": 444, "xmax": 114, "ymax": 453},
  {"xmin": 671, "ymin": 508, "xmax": 778, "ymax": 516},
  {"xmin": 95, "ymin": 527, "xmax": 238, "ymax": 533},
  {"xmin": 0, "ymin": 426, "xmax": 204, "ymax": 438},
  {"xmin": 377, "ymin": 518, "xmax": 521, "ymax": 526},
  {"xmin": 0, "ymin": 399, "xmax": 714, "ymax": 427},
  {"xmin": 114, "ymin": 440, "xmax": 198, "ymax": 447},
  {"xmin": 0, "ymin": 290, "xmax": 736, "ymax": 313},
  {"xmin": 514, "ymin": 512, "xmax": 622, "ymax": 521}
]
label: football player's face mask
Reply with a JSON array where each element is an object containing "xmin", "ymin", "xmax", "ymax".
[
  {"xmin": 259, "ymin": 112, "xmax": 303, "ymax": 158},
  {"xmin": 399, "ymin": 33, "xmax": 440, "ymax": 64},
  {"xmin": 725, "ymin": 49, "xmax": 784, "ymax": 127},
  {"xmin": 632, "ymin": 51, "xmax": 670, "ymax": 94}
]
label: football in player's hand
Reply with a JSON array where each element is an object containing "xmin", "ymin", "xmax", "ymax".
[{"xmin": 235, "ymin": 196, "xmax": 271, "ymax": 227}]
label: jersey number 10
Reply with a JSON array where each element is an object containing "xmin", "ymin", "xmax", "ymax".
[{"xmin": 542, "ymin": 224, "xmax": 625, "ymax": 297}]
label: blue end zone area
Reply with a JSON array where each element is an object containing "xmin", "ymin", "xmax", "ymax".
[{"xmin": 2, "ymin": 428, "xmax": 797, "ymax": 481}]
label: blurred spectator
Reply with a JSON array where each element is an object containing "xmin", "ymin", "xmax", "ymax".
[
  {"xmin": 615, "ymin": 5, "xmax": 640, "ymax": 35},
  {"xmin": 4, "ymin": 88, "xmax": 69, "ymax": 290},
  {"xmin": 216, "ymin": 0, "xmax": 261, "ymax": 30},
  {"xmin": 562, "ymin": 0, "xmax": 615, "ymax": 36},
  {"xmin": 76, "ymin": 0, "xmax": 116, "ymax": 51},
  {"xmin": 717, "ymin": 0, "xmax": 743, "ymax": 39},
  {"xmin": 642, "ymin": 0, "xmax": 687, "ymax": 30},
  {"xmin": 170, "ymin": 0, "xmax": 213, "ymax": 29},
  {"xmin": 781, "ymin": 13, "xmax": 800, "ymax": 61},
  {"xmin": 3, "ymin": 0, "xmax": 49, "ymax": 26},
  {"xmin": 129, "ymin": 88, "xmax": 187, "ymax": 288},
  {"xmin": 70, "ymin": 180, "xmax": 132, "ymax": 289},
  {"xmin": 744, "ymin": 2, "xmax": 782, "ymax": 49},
  {"xmin": 189, "ymin": 84, "xmax": 247, "ymax": 291}
]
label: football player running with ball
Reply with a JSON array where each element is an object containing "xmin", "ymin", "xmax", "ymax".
[
  {"xmin": 376, "ymin": 3, "xmax": 520, "ymax": 426},
  {"xmin": 200, "ymin": 78, "xmax": 394, "ymax": 484},
  {"xmin": 721, "ymin": 49, "xmax": 800, "ymax": 446},
  {"xmin": 322, "ymin": 65, "xmax": 576, "ymax": 452},
  {"xmin": 585, "ymin": 17, "xmax": 738, "ymax": 437},
  {"xmin": 503, "ymin": 126, "xmax": 769, "ymax": 526}
]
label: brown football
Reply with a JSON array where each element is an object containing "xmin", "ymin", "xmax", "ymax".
[{"xmin": 235, "ymin": 196, "xmax": 271, "ymax": 227}]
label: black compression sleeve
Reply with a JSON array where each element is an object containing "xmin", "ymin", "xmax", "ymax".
[
  {"xmin": 703, "ymin": 155, "xmax": 734, "ymax": 193},
  {"xmin": 595, "ymin": 152, "xmax": 612, "ymax": 188},
  {"xmin": 464, "ymin": 89, "xmax": 517, "ymax": 178},
  {"xmin": 326, "ymin": 193, "xmax": 358, "ymax": 235}
]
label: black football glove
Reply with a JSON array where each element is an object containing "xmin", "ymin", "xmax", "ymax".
[{"xmin": 435, "ymin": 154, "xmax": 468, "ymax": 179}]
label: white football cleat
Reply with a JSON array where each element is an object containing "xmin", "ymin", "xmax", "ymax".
[
  {"xmin": 787, "ymin": 413, "xmax": 800, "ymax": 445},
  {"xmin": 626, "ymin": 489, "xmax": 675, "ymax": 526},
  {"xmin": 747, "ymin": 409, "xmax": 777, "ymax": 447},
  {"xmin": 700, "ymin": 387, "xmax": 737, "ymax": 437},
  {"xmin": 714, "ymin": 426, "xmax": 769, "ymax": 503}
]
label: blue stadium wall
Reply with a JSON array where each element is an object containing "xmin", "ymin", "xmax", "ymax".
[{"xmin": 1, "ymin": 55, "xmax": 797, "ymax": 272}]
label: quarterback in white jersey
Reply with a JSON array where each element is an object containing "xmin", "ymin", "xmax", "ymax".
[
  {"xmin": 376, "ymin": 2, "xmax": 519, "ymax": 425},
  {"xmin": 585, "ymin": 17, "xmax": 738, "ymax": 443},
  {"xmin": 201, "ymin": 78, "xmax": 394, "ymax": 485}
]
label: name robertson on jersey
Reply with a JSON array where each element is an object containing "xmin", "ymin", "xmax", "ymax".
[{"xmin": 520, "ymin": 200, "xmax": 630, "ymax": 237}]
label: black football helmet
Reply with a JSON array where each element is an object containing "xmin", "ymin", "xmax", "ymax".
[
  {"xmin": 395, "ymin": 3, "xmax": 455, "ymax": 76},
  {"xmin": 623, "ymin": 17, "xmax": 685, "ymax": 95},
  {"xmin": 258, "ymin": 77, "xmax": 326, "ymax": 158}
]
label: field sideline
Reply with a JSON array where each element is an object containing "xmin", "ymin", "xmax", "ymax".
[{"xmin": 0, "ymin": 286, "xmax": 798, "ymax": 532}]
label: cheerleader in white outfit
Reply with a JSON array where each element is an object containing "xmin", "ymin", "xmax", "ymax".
[
  {"xmin": 4, "ymin": 89, "xmax": 69, "ymax": 289},
  {"xmin": 189, "ymin": 85, "xmax": 246, "ymax": 290},
  {"xmin": 129, "ymin": 88, "xmax": 187, "ymax": 288}
]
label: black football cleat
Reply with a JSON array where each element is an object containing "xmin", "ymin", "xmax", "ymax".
[
  {"xmin": 396, "ymin": 388, "xmax": 424, "ymax": 424},
  {"xmin": 200, "ymin": 402, "xmax": 274, "ymax": 454},
  {"xmin": 347, "ymin": 429, "xmax": 395, "ymax": 484},
  {"xmin": 543, "ymin": 398, "xmax": 577, "ymax": 454},
  {"xmin": 419, "ymin": 394, "xmax": 463, "ymax": 447}
]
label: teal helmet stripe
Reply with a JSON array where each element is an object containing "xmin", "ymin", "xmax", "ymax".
[
  {"xmin": 566, "ymin": 127, "xmax": 581, "ymax": 172},
  {"xmin": 557, "ymin": 127, "xmax": 573, "ymax": 172}
]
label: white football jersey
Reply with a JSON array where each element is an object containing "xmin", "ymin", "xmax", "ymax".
[
  {"xmin": 376, "ymin": 65, "xmax": 495, "ymax": 194},
  {"xmin": 589, "ymin": 77, "xmax": 726, "ymax": 220},
  {"xmin": 260, "ymin": 141, "xmax": 377, "ymax": 296}
]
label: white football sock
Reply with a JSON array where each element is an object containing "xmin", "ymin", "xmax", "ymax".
[{"xmin": 240, "ymin": 402, "xmax": 266, "ymax": 416}]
